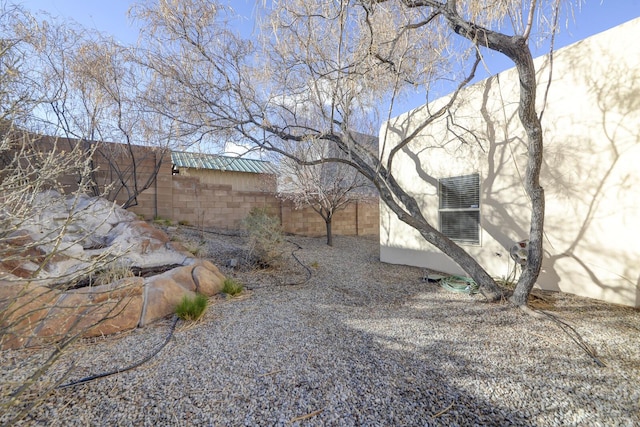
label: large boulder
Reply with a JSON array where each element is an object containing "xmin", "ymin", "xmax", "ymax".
[
  {"xmin": 0, "ymin": 192, "xmax": 225, "ymax": 349},
  {"xmin": 140, "ymin": 260, "xmax": 226, "ymax": 326}
]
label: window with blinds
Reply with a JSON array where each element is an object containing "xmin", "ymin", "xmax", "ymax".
[{"xmin": 438, "ymin": 173, "xmax": 480, "ymax": 244}]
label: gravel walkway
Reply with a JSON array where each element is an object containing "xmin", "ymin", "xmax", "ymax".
[{"xmin": 3, "ymin": 230, "xmax": 639, "ymax": 426}]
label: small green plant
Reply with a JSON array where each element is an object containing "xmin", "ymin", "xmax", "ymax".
[
  {"xmin": 495, "ymin": 276, "xmax": 517, "ymax": 290},
  {"xmin": 222, "ymin": 278, "xmax": 243, "ymax": 296},
  {"xmin": 185, "ymin": 243, "xmax": 204, "ymax": 257},
  {"xmin": 310, "ymin": 261, "xmax": 319, "ymax": 269},
  {"xmin": 175, "ymin": 293, "xmax": 208, "ymax": 321},
  {"xmin": 153, "ymin": 216, "xmax": 172, "ymax": 226},
  {"xmin": 495, "ymin": 261, "xmax": 520, "ymax": 290}
]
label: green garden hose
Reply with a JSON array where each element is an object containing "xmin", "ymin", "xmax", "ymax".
[{"xmin": 438, "ymin": 275, "xmax": 480, "ymax": 294}]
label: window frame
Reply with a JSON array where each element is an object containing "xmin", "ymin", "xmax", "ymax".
[{"xmin": 438, "ymin": 173, "xmax": 481, "ymax": 245}]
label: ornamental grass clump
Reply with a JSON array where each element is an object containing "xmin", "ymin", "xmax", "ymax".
[
  {"xmin": 153, "ymin": 216, "xmax": 173, "ymax": 226},
  {"xmin": 93, "ymin": 262, "xmax": 135, "ymax": 287},
  {"xmin": 222, "ymin": 278, "xmax": 243, "ymax": 296},
  {"xmin": 175, "ymin": 293, "xmax": 208, "ymax": 321}
]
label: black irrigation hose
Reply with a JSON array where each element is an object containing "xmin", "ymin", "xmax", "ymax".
[
  {"xmin": 176, "ymin": 225, "xmax": 313, "ymax": 287},
  {"xmin": 243, "ymin": 239, "xmax": 314, "ymax": 290},
  {"xmin": 433, "ymin": 272, "xmax": 605, "ymax": 367},
  {"xmin": 285, "ymin": 239, "xmax": 313, "ymax": 286},
  {"xmin": 55, "ymin": 225, "xmax": 230, "ymax": 390},
  {"xmin": 57, "ymin": 315, "xmax": 180, "ymax": 389},
  {"xmin": 177, "ymin": 225, "xmax": 606, "ymax": 369},
  {"xmin": 54, "ymin": 228, "xmax": 311, "ymax": 390},
  {"xmin": 535, "ymin": 309, "xmax": 606, "ymax": 368},
  {"xmin": 432, "ymin": 272, "xmax": 605, "ymax": 368}
]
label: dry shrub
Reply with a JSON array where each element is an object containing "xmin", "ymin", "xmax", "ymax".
[{"xmin": 241, "ymin": 208, "xmax": 285, "ymax": 268}]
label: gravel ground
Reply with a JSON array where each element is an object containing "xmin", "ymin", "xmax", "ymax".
[{"xmin": 2, "ymin": 228, "xmax": 639, "ymax": 426}]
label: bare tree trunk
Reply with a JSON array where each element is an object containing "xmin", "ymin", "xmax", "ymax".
[
  {"xmin": 133, "ymin": 0, "xmax": 552, "ymax": 307},
  {"xmin": 509, "ymin": 43, "xmax": 545, "ymax": 306},
  {"xmin": 325, "ymin": 217, "xmax": 333, "ymax": 247},
  {"xmin": 443, "ymin": 4, "xmax": 545, "ymax": 306}
]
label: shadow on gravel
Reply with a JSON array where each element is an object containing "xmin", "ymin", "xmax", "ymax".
[
  {"xmin": 18, "ymin": 234, "xmax": 636, "ymax": 426},
  {"xmin": 301, "ymin": 296, "xmax": 532, "ymax": 425},
  {"xmin": 311, "ymin": 282, "xmax": 639, "ymax": 426}
]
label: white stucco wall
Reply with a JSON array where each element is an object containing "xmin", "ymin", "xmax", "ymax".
[{"xmin": 380, "ymin": 18, "xmax": 640, "ymax": 307}]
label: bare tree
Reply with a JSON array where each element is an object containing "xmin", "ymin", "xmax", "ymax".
[
  {"xmin": 18, "ymin": 16, "xmax": 175, "ymax": 210},
  {"xmin": 133, "ymin": 0, "xmax": 564, "ymax": 306},
  {"xmin": 0, "ymin": 126, "xmax": 136, "ymax": 425},
  {"xmin": 278, "ymin": 134, "xmax": 375, "ymax": 246},
  {"xmin": 0, "ymin": 6, "xmax": 135, "ymax": 423}
]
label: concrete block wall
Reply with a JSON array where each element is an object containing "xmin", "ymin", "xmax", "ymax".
[
  {"xmin": 356, "ymin": 200, "xmax": 380, "ymax": 236},
  {"xmin": 98, "ymin": 146, "xmax": 172, "ymax": 220},
  {"xmin": 13, "ymin": 133, "xmax": 378, "ymax": 237},
  {"xmin": 7, "ymin": 133, "xmax": 173, "ymax": 221},
  {"xmin": 13, "ymin": 132, "xmax": 379, "ymax": 237},
  {"xmin": 126, "ymin": 156, "xmax": 173, "ymax": 220},
  {"xmin": 277, "ymin": 199, "xmax": 379, "ymax": 237},
  {"xmin": 158, "ymin": 172, "xmax": 379, "ymax": 236},
  {"xmin": 169, "ymin": 175, "xmax": 281, "ymax": 229}
]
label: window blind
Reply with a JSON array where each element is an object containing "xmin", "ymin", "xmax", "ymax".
[{"xmin": 438, "ymin": 174, "xmax": 480, "ymax": 244}]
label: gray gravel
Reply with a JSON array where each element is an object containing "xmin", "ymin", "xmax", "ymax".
[{"xmin": 3, "ymin": 232, "xmax": 640, "ymax": 426}]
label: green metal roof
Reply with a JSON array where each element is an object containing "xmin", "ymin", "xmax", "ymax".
[{"xmin": 171, "ymin": 151, "xmax": 278, "ymax": 175}]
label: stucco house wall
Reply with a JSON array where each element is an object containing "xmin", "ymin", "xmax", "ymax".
[{"xmin": 379, "ymin": 18, "xmax": 640, "ymax": 307}]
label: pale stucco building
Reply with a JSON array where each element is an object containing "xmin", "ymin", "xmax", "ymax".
[{"xmin": 379, "ymin": 18, "xmax": 640, "ymax": 307}]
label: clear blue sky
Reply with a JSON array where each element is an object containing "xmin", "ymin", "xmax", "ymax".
[
  {"xmin": 19, "ymin": 0, "xmax": 640, "ymax": 113},
  {"xmin": 20, "ymin": 0, "xmax": 260, "ymax": 42},
  {"xmin": 20, "ymin": 1, "xmax": 640, "ymax": 50}
]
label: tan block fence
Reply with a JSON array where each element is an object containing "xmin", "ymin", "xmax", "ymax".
[
  {"xmin": 130, "ymin": 169, "xmax": 379, "ymax": 237},
  {"xmin": 6, "ymin": 132, "xmax": 379, "ymax": 238}
]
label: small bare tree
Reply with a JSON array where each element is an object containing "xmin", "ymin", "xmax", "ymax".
[{"xmin": 278, "ymin": 135, "xmax": 375, "ymax": 246}]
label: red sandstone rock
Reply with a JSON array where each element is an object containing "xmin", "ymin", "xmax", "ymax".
[
  {"xmin": 140, "ymin": 264, "xmax": 198, "ymax": 327},
  {"xmin": 0, "ymin": 193, "xmax": 226, "ymax": 349},
  {"xmin": 0, "ymin": 231, "xmax": 46, "ymax": 279},
  {"xmin": 193, "ymin": 262, "xmax": 225, "ymax": 295},
  {"xmin": 1, "ymin": 285, "xmax": 60, "ymax": 349}
]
